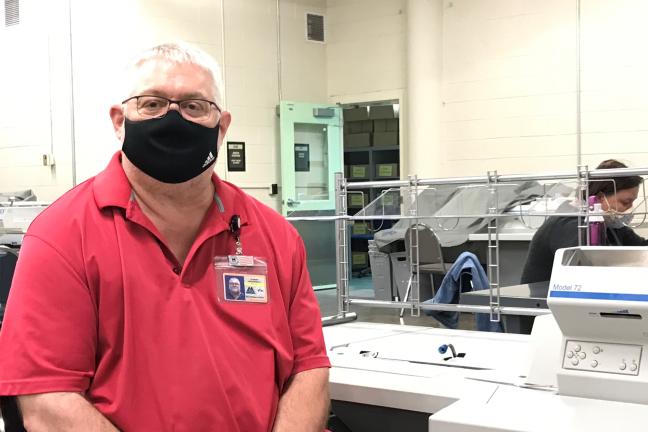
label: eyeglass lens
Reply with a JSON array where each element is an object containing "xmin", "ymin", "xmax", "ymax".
[{"xmin": 136, "ymin": 96, "xmax": 213, "ymax": 121}]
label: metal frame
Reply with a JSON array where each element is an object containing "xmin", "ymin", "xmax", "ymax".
[
  {"xmin": 287, "ymin": 166, "xmax": 648, "ymax": 326},
  {"xmin": 577, "ymin": 165, "xmax": 590, "ymax": 246},
  {"xmin": 320, "ymin": 173, "xmax": 357, "ymax": 326},
  {"xmin": 486, "ymin": 171, "xmax": 501, "ymax": 323},
  {"xmin": 405, "ymin": 175, "xmax": 420, "ymax": 317}
]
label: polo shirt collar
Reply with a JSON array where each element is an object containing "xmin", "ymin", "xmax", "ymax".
[
  {"xmin": 93, "ymin": 152, "xmax": 132, "ymax": 210},
  {"xmin": 93, "ymin": 151, "xmax": 250, "ymax": 227},
  {"xmin": 210, "ymin": 173, "xmax": 250, "ymax": 228}
]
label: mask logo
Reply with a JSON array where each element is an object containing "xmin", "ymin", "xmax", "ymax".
[{"xmin": 202, "ymin": 152, "xmax": 215, "ymax": 168}]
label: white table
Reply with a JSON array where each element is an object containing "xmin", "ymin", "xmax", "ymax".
[{"xmin": 325, "ymin": 322, "xmax": 648, "ymax": 432}]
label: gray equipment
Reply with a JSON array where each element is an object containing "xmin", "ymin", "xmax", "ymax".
[
  {"xmin": 373, "ymin": 181, "xmax": 545, "ymax": 251},
  {"xmin": 0, "ymin": 190, "xmax": 48, "ymax": 247},
  {"xmin": 368, "ymin": 241, "xmax": 435, "ymax": 302},
  {"xmin": 368, "ymin": 181, "xmax": 547, "ymax": 299},
  {"xmin": 0, "ymin": 190, "xmax": 36, "ymax": 202},
  {"xmin": 368, "ymin": 240, "xmax": 393, "ymax": 300}
]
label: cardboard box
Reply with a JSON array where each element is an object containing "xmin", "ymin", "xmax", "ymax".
[
  {"xmin": 374, "ymin": 119, "xmax": 398, "ymax": 132},
  {"xmin": 386, "ymin": 118, "xmax": 399, "ymax": 132},
  {"xmin": 352, "ymin": 251, "xmax": 369, "ymax": 267},
  {"xmin": 347, "ymin": 120, "xmax": 373, "ymax": 134},
  {"xmin": 345, "ymin": 133, "xmax": 371, "ymax": 148},
  {"xmin": 373, "ymin": 131, "xmax": 398, "ymax": 147},
  {"xmin": 344, "ymin": 107, "xmax": 369, "ymax": 122},
  {"xmin": 373, "ymin": 119, "xmax": 387, "ymax": 132},
  {"xmin": 348, "ymin": 164, "xmax": 369, "ymax": 179},
  {"xmin": 348, "ymin": 192, "xmax": 368, "ymax": 208},
  {"xmin": 369, "ymin": 105, "xmax": 395, "ymax": 119},
  {"xmin": 352, "ymin": 222, "xmax": 369, "ymax": 235},
  {"xmin": 376, "ymin": 163, "xmax": 399, "ymax": 178}
]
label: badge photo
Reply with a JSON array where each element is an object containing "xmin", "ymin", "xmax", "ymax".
[{"xmin": 224, "ymin": 274, "xmax": 246, "ymax": 301}]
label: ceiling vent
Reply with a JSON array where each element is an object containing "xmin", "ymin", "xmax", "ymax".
[
  {"xmin": 306, "ymin": 13, "xmax": 325, "ymax": 43},
  {"xmin": 4, "ymin": 0, "xmax": 19, "ymax": 27}
]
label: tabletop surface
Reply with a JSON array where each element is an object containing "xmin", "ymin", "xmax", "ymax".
[{"xmin": 459, "ymin": 281, "xmax": 549, "ymax": 308}]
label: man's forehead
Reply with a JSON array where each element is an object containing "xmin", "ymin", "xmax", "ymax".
[
  {"xmin": 131, "ymin": 58, "xmax": 214, "ymax": 98},
  {"xmin": 136, "ymin": 87, "xmax": 208, "ymax": 99}
]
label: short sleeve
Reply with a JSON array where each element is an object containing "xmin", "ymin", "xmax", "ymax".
[
  {"xmin": 0, "ymin": 234, "xmax": 97, "ymax": 395},
  {"xmin": 287, "ymin": 236, "xmax": 330, "ymax": 375}
]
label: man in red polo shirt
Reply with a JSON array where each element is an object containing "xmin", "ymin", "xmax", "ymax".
[{"xmin": 0, "ymin": 43, "xmax": 330, "ymax": 431}]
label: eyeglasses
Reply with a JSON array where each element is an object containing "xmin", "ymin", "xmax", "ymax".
[{"xmin": 122, "ymin": 95, "xmax": 221, "ymax": 122}]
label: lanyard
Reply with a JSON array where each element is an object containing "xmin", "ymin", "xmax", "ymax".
[{"xmin": 229, "ymin": 215, "xmax": 243, "ymax": 255}]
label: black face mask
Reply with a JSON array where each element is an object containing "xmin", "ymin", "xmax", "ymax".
[{"xmin": 122, "ymin": 110, "xmax": 220, "ymax": 184}]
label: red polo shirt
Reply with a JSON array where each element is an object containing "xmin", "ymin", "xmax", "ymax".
[{"xmin": 0, "ymin": 152, "xmax": 330, "ymax": 431}]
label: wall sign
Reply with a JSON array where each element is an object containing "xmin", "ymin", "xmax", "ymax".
[
  {"xmin": 227, "ymin": 142, "xmax": 246, "ymax": 172},
  {"xmin": 294, "ymin": 143, "xmax": 310, "ymax": 172}
]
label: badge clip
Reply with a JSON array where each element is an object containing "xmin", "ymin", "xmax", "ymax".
[{"xmin": 229, "ymin": 215, "xmax": 243, "ymax": 255}]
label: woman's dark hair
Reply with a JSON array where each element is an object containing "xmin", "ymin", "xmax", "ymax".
[{"xmin": 589, "ymin": 159, "xmax": 643, "ymax": 197}]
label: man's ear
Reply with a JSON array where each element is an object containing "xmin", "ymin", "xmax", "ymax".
[
  {"xmin": 216, "ymin": 111, "xmax": 232, "ymax": 154},
  {"xmin": 109, "ymin": 105, "xmax": 126, "ymax": 142}
]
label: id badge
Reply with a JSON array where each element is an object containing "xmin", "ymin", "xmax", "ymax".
[{"xmin": 214, "ymin": 256, "xmax": 269, "ymax": 304}]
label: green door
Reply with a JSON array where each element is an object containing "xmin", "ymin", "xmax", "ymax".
[
  {"xmin": 279, "ymin": 101, "xmax": 343, "ymax": 215},
  {"xmin": 279, "ymin": 101, "xmax": 343, "ymax": 290}
]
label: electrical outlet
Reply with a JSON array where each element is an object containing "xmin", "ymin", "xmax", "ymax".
[{"xmin": 42, "ymin": 154, "xmax": 55, "ymax": 167}]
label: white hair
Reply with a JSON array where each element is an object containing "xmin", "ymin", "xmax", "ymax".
[{"xmin": 122, "ymin": 42, "xmax": 225, "ymax": 107}]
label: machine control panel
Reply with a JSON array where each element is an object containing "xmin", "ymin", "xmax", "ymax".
[{"xmin": 562, "ymin": 340, "xmax": 642, "ymax": 376}]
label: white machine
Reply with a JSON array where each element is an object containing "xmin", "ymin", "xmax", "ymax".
[
  {"xmin": 326, "ymin": 246, "xmax": 648, "ymax": 431},
  {"xmin": 0, "ymin": 202, "xmax": 48, "ymax": 246},
  {"xmin": 548, "ymin": 246, "xmax": 648, "ymax": 404}
]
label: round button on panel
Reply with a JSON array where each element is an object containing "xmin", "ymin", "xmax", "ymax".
[
  {"xmin": 592, "ymin": 346, "xmax": 601, "ymax": 354},
  {"xmin": 630, "ymin": 363, "xmax": 638, "ymax": 372},
  {"xmin": 578, "ymin": 352, "xmax": 586, "ymax": 360},
  {"xmin": 567, "ymin": 351, "xmax": 574, "ymax": 359},
  {"xmin": 574, "ymin": 345, "xmax": 582, "ymax": 352},
  {"xmin": 620, "ymin": 363, "xmax": 627, "ymax": 371},
  {"xmin": 591, "ymin": 360, "xmax": 598, "ymax": 368},
  {"xmin": 571, "ymin": 359, "xmax": 580, "ymax": 366}
]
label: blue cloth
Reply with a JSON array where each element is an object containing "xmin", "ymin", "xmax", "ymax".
[{"xmin": 423, "ymin": 251, "xmax": 503, "ymax": 332}]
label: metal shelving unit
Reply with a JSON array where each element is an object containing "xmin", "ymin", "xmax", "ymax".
[
  {"xmin": 344, "ymin": 105, "xmax": 400, "ymax": 276},
  {"xmin": 289, "ymin": 166, "xmax": 648, "ymax": 327}
]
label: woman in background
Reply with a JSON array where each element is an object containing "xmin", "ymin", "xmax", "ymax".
[{"xmin": 521, "ymin": 159, "xmax": 648, "ymax": 284}]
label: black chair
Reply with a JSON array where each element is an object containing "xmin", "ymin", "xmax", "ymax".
[
  {"xmin": 0, "ymin": 246, "xmax": 25, "ymax": 431},
  {"xmin": 0, "ymin": 245, "xmax": 19, "ymax": 326},
  {"xmin": 1, "ymin": 396, "xmax": 26, "ymax": 431},
  {"xmin": 398, "ymin": 224, "xmax": 454, "ymax": 318},
  {"xmin": 401, "ymin": 224, "xmax": 453, "ymax": 300}
]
